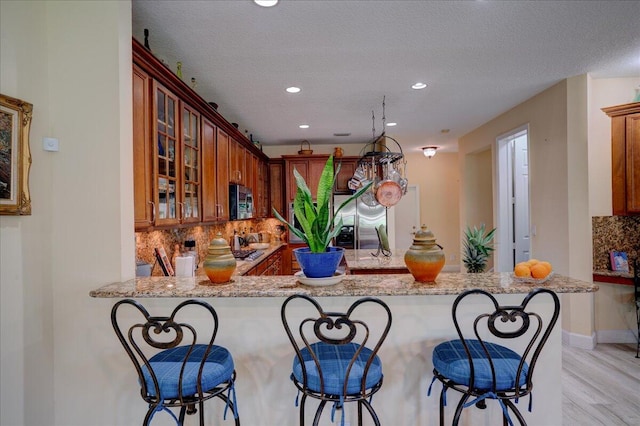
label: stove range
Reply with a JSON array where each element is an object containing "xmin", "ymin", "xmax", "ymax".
[{"xmin": 232, "ymin": 249, "xmax": 264, "ymax": 261}]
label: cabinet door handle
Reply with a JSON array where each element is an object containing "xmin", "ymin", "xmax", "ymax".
[{"xmin": 148, "ymin": 201, "xmax": 155, "ymax": 223}]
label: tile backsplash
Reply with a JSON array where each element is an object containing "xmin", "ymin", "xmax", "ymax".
[
  {"xmin": 136, "ymin": 218, "xmax": 286, "ymax": 276},
  {"xmin": 592, "ymin": 216, "xmax": 640, "ymax": 273}
]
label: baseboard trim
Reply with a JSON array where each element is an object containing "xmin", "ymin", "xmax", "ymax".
[
  {"xmin": 562, "ymin": 330, "xmax": 597, "ymax": 349},
  {"xmin": 596, "ymin": 329, "xmax": 638, "ymax": 344}
]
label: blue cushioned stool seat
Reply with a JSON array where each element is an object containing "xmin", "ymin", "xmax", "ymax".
[
  {"xmin": 292, "ymin": 342, "xmax": 382, "ymax": 395},
  {"xmin": 143, "ymin": 344, "xmax": 235, "ymax": 398},
  {"xmin": 433, "ymin": 339, "xmax": 528, "ymax": 390}
]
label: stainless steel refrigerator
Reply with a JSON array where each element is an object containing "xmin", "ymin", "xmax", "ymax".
[{"xmin": 333, "ymin": 194, "xmax": 387, "ymax": 250}]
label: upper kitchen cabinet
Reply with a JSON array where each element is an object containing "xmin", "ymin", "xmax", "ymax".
[
  {"xmin": 201, "ymin": 118, "xmax": 230, "ymax": 222},
  {"xmin": 229, "ymin": 139, "xmax": 246, "ymax": 185},
  {"xmin": 334, "ymin": 156, "xmax": 358, "ymax": 194},
  {"xmin": 603, "ymin": 102, "xmax": 640, "ymax": 215},
  {"xmin": 283, "ymin": 155, "xmax": 330, "ymax": 204},
  {"xmin": 133, "ymin": 64, "xmax": 153, "ymax": 229},
  {"xmin": 269, "ymin": 159, "xmax": 284, "ymax": 217},
  {"xmin": 132, "ymin": 37, "xmax": 268, "ymax": 229}
]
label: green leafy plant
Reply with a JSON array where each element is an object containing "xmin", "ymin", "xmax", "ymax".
[
  {"xmin": 273, "ymin": 155, "xmax": 372, "ymax": 253},
  {"xmin": 462, "ymin": 224, "xmax": 496, "ymax": 273}
]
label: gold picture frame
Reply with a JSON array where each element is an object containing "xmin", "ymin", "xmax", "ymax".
[{"xmin": 1, "ymin": 93, "xmax": 33, "ymax": 215}]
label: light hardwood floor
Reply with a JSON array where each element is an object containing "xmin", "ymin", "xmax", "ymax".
[{"xmin": 562, "ymin": 343, "xmax": 640, "ymax": 425}]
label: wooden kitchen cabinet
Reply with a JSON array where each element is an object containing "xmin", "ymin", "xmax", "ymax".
[
  {"xmin": 215, "ymin": 128, "xmax": 230, "ymax": 221},
  {"xmin": 180, "ymin": 103, "xmax": 201, "ymax": 224},
  {"xmin": 229, "ymin": 139, "xmax": 246, "ymax": 185},
  {"xmin": 283, "ymin": 155, "xmax": 330, "ymax": 204},
  {"xmin": 243, "ymin": 246, "xmax": 284, "ymax": 276},
  {"xmin": 132, "ymin": 37, "xmax": 269, "ymax": 229},
  {"xmin": 334, "ymin": 156, "xmax": 358, "ymax": 194},
  {"xmin": 269, "ymin": 159, "xmax": 284, "ymax": 217},
  {"xmin": 603, "ymin": 102, "xmax": 640, "ymax": 215},
  {"xmin": 198, "ymin": 128, "xmax": 233, "ymax": 223},
  {"xmin": 133, "ymin": 64, "xmax": 153, "ymax": 230}
]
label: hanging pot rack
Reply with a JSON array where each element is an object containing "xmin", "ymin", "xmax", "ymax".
[{"xmin": 348, "ymin": 96, "xmax": 408, "ymax": 208}]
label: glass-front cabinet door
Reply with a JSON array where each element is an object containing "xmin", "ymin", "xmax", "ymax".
[
  {"xmin": 153, "ymin": 81, "xmax": 180, "ymax": 226},
  {"xmin": 181, "ymin": 104, "xmax": 200, "ymax": 223}
]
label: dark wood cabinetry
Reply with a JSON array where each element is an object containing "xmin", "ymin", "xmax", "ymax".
[
  {"xmin": 334, "ymin": 156, "xmax": 358, "ymax": 194},
  {"xmin": 133, "ymin": 64, "xmax": 153, "ymax": 229},
  {"xmin": 283, "ymin": 155, "xmax": 330, "ymax": 204},
  {"xmin": 244, "ymin": 247, "xmax": 284, "ymax": 276},
  {"xmin": 269, "ymin": 159, "xmax": 284, "ymax": 217},
  {"xmin": 132, "ymin": 38, "xmax": 269, "ymax": 229},
  {"xmin": 603, "ymin": 102, "xmax": 640, "ymax": 215}
]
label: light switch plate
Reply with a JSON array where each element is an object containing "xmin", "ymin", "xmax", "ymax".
[{"xmin": 43, "ymin": 137, "xmax": 59, "ymax": 152}]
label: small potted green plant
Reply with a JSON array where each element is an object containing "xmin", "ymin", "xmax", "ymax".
[
  {"xmin": 273, "ymin": 155, "xmax": 372, "ymax": 278},
  {"xmin": 462, "ymin": 224, "xmax": 496, "ymax": 273}
]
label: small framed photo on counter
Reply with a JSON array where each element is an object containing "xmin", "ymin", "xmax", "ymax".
[
  {"xmin": 610, "ymin": 250, "xmax": 629, "ymax": 272},
  {"xmin": 155, "ymin": 246, "xmax": 175, "ymax": 276}
]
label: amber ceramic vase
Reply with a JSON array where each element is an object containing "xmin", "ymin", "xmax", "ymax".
[
  {"xmin": 404, "ymin": 225, "xmax": 445, "ymax": 283},
  {"xmin": 203, "ymin": 232, "xmax": 236, "ymax": 284}
]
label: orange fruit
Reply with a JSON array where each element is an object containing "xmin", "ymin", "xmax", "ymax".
[
  {"xmin": 528, "ymin": 259, "xmax": 540, "ymax": 266},
  {"xmin": 514, "ymin": 263, "xmax": 531, "ymax": 277},
  {"xmin": 539, "ymin": 261, "xmax": 552, "ymax": 272},
  {"xmin": 531, "ymin": 263, "xmax": 550, "ymax": 279}
]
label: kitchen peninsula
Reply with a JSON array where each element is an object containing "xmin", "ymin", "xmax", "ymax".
[{"xmin": 91, "ymin": 269, "xmax": 596, "ymax": 425}]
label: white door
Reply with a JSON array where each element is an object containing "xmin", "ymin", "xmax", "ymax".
[
  {"xmin": 496, "ymin": 126, "xmax": 530, "ymax": 271},
  {"xmin": 512, "ymin": 134, "xmax": 530, "ymax": 264},
  {"xmin": 392, "ymin": 185, "xmax": 420, "ymax": 251}
]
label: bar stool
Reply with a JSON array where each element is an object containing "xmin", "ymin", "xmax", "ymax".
[
  {"xmin": 111, "ymin": 299, "xmax": 240, "ymax": 425},
  {"xmin": 281, "ymin": 294, "xmax": 392, "ymax": 426},
  {"xmin": 428, "ymin": 288, "xmax": 560, "ymax": 426}
]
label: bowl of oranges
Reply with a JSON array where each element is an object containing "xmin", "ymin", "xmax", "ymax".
[{"xmin": 513, "ymin": 259, "xmax": 553, "ymax": 284}]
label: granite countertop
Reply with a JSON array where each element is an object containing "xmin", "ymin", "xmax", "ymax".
[
  {"xmin": 230, "ymin": 243, "xmax": 286, "ymax": 276},
  {"xmin": 343, "ymin": 249, "xmax": 408, "ymax": 271},
  {"xmin": 90, "ymin": 272, "xmax": 598, "ymax": 298}
]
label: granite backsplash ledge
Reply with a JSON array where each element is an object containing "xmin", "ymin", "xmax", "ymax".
[{"xmin": 592, "ymin": 216, "xmax": 640, "ymax": 273}]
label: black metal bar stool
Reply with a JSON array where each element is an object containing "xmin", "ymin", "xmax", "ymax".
[
  {"xmin": 281, "ymin": 294, "xmax": 392, "ymax": 426},
  {"xmin": 111, "ymin": 299, "xmax": 240, "ymax": 425},
  {"xmin": 428, "ymin": 288, "xmax": 560, "ymax": 426}
]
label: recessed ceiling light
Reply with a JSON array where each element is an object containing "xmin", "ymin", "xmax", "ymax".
[
  {"xmin": 412, "ymin": 82, "xmax": 427, "ymax": 90},
  {"xmin": 299, "ymin": 124, "xmax": 309, "ymax": 129},
  {"xmin": 386, "ymin": 122, "xmax": 397, "ymax": 127},
  {"xmin": 286, "ymin": 86, "xmax": 301, "ymax": 93},
  {"xmin": 254, "ymin": 0, "xmax": 278, "ymax": 7}
]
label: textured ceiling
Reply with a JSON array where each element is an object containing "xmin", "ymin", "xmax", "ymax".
[{"xmin": 132, "ymin": 0, "xmax": 640, "ymax": 154}]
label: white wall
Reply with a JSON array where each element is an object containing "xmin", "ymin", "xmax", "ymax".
[{"xmin": 0, "ymin": 1, "xmax": 133, "ymax": 424}]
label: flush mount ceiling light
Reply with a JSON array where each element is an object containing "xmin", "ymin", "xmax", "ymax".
[
  {"xmin": 299, "ymin": 124, "xmax": 309, "ymax": 129},
  {"xmin": 412, "ymin": 82, "xmax": 427, "ymax": 90},
  {"xmin": 286, "ymin": 86, "xmax": 301, "ymax": 93},
  {"xmin": 254, "ymin": 0, "xmax": 278, "ymax": 7},
  {"xmin": 422, "ymin": 146, "xmax": 438, "ymax": 158},
  {"xmin": 386, "ymin": 122, "xmax": 397, "ymax": 127}
]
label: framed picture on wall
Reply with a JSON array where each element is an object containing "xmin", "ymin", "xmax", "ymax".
[{"xmin": 0, "ymin": 93, "xmax": 33, "ymax": 215}]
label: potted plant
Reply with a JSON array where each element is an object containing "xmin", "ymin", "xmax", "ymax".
[
  {"xmin": 462, "ymin": 224, "xmax": 496, "ymax": 273},
  {"xmin": 273, "ymin": 155, "xmax": 372, "ymax": 278}
]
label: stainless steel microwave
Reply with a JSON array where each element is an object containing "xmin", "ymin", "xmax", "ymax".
[{"xmin": 229, "ymin": 184, "xmax": 253, "ymax": 220}]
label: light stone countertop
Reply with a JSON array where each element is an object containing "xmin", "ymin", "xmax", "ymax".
[
  {"xmin": 343, "ymin": 249, "xmax": 409, "ymax": 271},
  {"xmin": 90, "ymin": 271, "xmax": 598, "ymax": 298}
]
